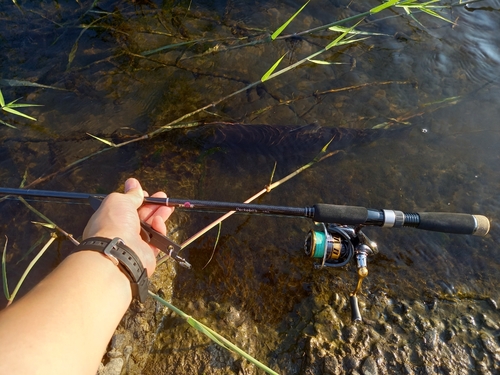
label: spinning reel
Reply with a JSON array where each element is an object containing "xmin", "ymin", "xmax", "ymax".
[{"xmin": 304, "ymin": 223, "xmax": 378, "ymax": 321}]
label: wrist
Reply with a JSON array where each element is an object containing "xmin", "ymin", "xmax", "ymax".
[
  {"xmin": 73, "ymin": 237, "xmax": 149, "ymax": 303},
  {"xmin": 88, "ymin": 230, "xmax": 156, "ymax": 276},
  {"xmin": 66, "ymin": 250, "xmax": 133, "ymax": 303}
]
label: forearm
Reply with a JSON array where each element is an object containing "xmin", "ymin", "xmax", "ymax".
[{"xmin": 0, "ymin": 251, "xmax": 132, "ymax": 375}]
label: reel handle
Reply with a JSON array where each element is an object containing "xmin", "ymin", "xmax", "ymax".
[
  {"xmin": 350, "ymin": 295, "xmax": 362, "ymax": 322},
  {"xmin": 311, "ymin": 204, "xmax": 490, "ymax": 236}
]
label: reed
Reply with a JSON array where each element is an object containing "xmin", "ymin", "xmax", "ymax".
[
  {"xmin": 149, "ymin": 291, "xmax": 280, "ymax": 375},
  {"xmin": 2, "ymin": 233, "xmax": 57, "ymax": 306},
  {"xmin": 0, "ymin": 88, "xmax": 42, "ymax": 128}
]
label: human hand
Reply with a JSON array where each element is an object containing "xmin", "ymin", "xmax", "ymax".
[{"xmin": 82, "ymin": 178, "xmax": 174, "ymax": 276}]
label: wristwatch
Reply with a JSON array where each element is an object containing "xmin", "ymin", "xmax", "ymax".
[{"xmin": 73, "ymin": 237, "xmax": 149, "ymax": 303}]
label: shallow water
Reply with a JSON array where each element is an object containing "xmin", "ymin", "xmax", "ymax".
[{"xmin": 0, "ymin": 0, "xmax": 499, "ymax": 373}]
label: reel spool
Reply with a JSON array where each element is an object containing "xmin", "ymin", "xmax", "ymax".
[{"xmin": 304, "ymin": 223, "xmax": 354, "ymax": 268}]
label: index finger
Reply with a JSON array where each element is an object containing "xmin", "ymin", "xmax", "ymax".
[{"xmin": 139, "ymin": 191, "xmax": 175, "ymax": 224}]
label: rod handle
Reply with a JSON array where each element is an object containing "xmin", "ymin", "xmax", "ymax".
[
  {"xmin": 416, "ymin": 212, "xmax": 490, "ymax": 236},
  {"xmin": 311, "ymin": 204, "xmax": 490, "ymax": 237}
]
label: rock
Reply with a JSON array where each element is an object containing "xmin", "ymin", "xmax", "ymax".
[
  {"xmin": 480, "ymin": 331, "xmax": 499, "ymax": 355},
  {"xmin": 480, "ymin": 313, "xmax": 499, "ymax": 330},
  {"xmin": 110, "ymin": 333, "xmax": 126, "ymax": 351},
  {"xmin": 461, "ymin": 314, "xmax": 476, "ymax": 327},
  {"xmin": 486, "ymin": 298, "xmax": 497, "ymax": 310},
  {"xmin": 323, "ymin": 355, "xmax": 340, "ymax": 375},
  {"xmin": 342, "ymin": 325, "xmax": 358, "ymax": 343},
  {"xmin": 97, "ymin": 357, "xmax": 124, "ymax": 375},
  {"xmin": 107, "ymin": 348, "xmax": 121, "ymax": 359},
  {"xmin": 443, "ymin": 328, "xmax": 455, "ymax": 342},
  {"xmin": 361, "ymin": 356, "xmax": 378, "ymax": 375},
  {"xmin": 402, "ymin": 363, "xmax": 413, "ymax": 374},
  {"xmin": 423, "ymin": 329, "xmax": 438, "ymax": 350},
  {"xmin": 343, "ymin": 355, "xmax": 360, "ymax": 372}
]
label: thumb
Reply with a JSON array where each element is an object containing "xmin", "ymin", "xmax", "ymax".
[{"xmin": 124, "ymin": 178, "xmax": 144, "ymax": 209}]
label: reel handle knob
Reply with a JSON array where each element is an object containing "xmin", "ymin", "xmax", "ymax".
[{"xmin": 350, "ymin": 295, "xmax": 362, "ymax": 322}]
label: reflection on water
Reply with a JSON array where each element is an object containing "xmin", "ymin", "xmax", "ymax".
[{"xmin": 0, "ymin": 0, "xmax": 499, "ymax": 373}]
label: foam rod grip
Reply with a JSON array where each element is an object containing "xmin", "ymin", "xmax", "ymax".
[
  {"xmin": 312, "ymin": 204, "xmax": 368, "ymax": 225},
  {"xmin": 417, "ymin": 213, "xmax": 490, "ymax": 236}
]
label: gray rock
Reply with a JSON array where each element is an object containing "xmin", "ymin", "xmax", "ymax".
[
  {"xmin": 423, "ymin": 329, "xmax": 438, "ymax": 350},
  {"xmin": 97, "ymin": 357, "xmax": 124, "ymax": 375},
  {"xmin": 486, "ymin": 298, "xmax": 497, "ymax": 310},
  {"xmin": 480, "ymin": 331, "xmax": 499, "ymax": 355},
  {"xmin": 323, "ymin": 355, "xmax": 340, "ymax": 375},
  {"xmin": 361, "ymin": 356, "xmax": 378, "ymax": 375},
  {"xmin": 343, "ymin": 355, "xmax": 360, "ymax": 372}
]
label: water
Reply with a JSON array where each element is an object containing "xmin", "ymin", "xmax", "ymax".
[{"xmin": 1, "ymin": 0, "xmax": 499, "ymax": 373}]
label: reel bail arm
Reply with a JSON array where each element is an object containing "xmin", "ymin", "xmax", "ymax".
[{"xmin": 349, "ymin": 231, "xmax": 378, "ymax": 322}]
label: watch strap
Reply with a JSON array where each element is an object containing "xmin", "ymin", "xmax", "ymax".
[{"xmin": 73, "ymin": 237, "xmax": 149, "ymax": 303}]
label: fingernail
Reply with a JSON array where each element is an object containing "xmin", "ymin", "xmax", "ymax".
[{"xmin": 124, "ymin": 178, "xmax": 139, "ymax": 192}]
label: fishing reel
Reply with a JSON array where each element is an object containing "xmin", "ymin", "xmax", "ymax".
[{"xmin": 304, "ymin": 223, "xmax": 379, "ymax": 321}]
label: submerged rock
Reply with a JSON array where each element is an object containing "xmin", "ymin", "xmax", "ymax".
[{"xmin": 361, "ymin": 356, "xmax": 378, "ymax": 375}]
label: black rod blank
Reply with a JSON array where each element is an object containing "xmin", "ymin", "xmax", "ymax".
[{"xmin": 0, "ymin": 187, "xmax": 490, "ymax": 236}]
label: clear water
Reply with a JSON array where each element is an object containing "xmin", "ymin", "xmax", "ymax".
[{"xmin": 0, "ymin": 0, "xmax": 499, "ymax": 371}]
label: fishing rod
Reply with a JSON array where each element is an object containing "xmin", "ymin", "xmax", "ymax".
[
  {"xmin": 0, "ymin": 186, "xmax": 491, "ymax": 321},
  {"xmin": 0, "ymin": 187, "xmax": 490, "ymax": 236}
]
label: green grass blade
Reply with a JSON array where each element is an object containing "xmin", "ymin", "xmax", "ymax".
[
  {"xmin": 2, "ymin": 107, "xmax": 37, "ymax": 121},
  {"xmin": 2, "ymin": 236, "xmax": 10, "ymax": 300},
  {"xmin": 307, "ymin": 58, "xmax": 346, "ymax": 65},
  {"xmin": 325, "ymin": 20, "xmax": 363, "ymax": 50},
  {"xmin": 261, "ymin": 53, "xmax": 287, "ymax": 82},
  {"xmin": 419, "ymin": 7, "xmax": 454, "ymax": 23},
  {"xmin": 67, "ymin": 41, "xmax": 79, "ymax": 69},
  {"xmin": 335, "ymin": 37, "xmax": 370, "ymax": 46},
  {"xmin": 7, "ymin": 103, "xmax": 43, "ymax": 108},
  {"xmin": 0, "ymin": 89, "xmax": 5, "ymax": 107},
  {"xmin": 321, "ymin": 137, "xmax": 335, "ymax": 153},
  {"xmin": 202, "ymin": 223, "xmax": 222, "ymax": 269},
  {"xmin": 141, "ymin": 40, "xmax": 200, "ymax": 56},
  {"xmin": 271, "ymin": 0, "xmax": 310, "ymax": 40},
  {"xmin": 396, "ymin": 0, "xmax": 453, "ymax": 22},
  {"xmin": 0, "ymin": 79, "xmax": 66, "ymax": 91},
  {"xmin": 31, "ymin": 222, "xmax": 57, "ymax": 229},
  {"xmin": 67, "ymin": 16, "xmax": 104, "ymax": 70},
  {"xmin": 0, "ymin": 119, "xmax": 16, "ymax": 128},
  {"xmin": 328, "ymin": 25, "xmax": 389, "ymax": 36},
  {"xmin": 149, "ymin": 291, "xmax": 280, "ymax": 375},
  {"xmin": 8, "ymin": 234, "xmax": 56, "ymax": 305},
  {"xmin": 186, "ymin": 317, "xmax": 230, "ymax": 349},
  {"xmin": 87, "ymin": 133, "xmax": 116, "ymax": 147},
  {"xmin": 370, "ymin": 0, "xmax": 401, "ymax": 14},
  {"xmin": 15, "ymin": 234, "xmax": 47, "ymax": 265}
]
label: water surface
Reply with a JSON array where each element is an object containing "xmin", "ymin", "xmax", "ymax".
[{"xmin": 0, "ymin": 0, "xmax": 499, "ymax": 373}]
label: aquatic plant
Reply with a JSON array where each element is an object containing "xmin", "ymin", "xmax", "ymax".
[
  {"xmin": 0, "ymin": 88, "xmax": 41, "ymax": 128},
  {"xmin": 2, "ymin": 233, "xmax": 57, "ymax": 306}
]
